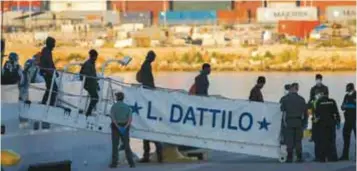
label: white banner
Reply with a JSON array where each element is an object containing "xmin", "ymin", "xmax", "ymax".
[
  {"xmin": 123, "ymin": 86, "xmax": 283, "ymax": 159},
  {"xmin": 257, "ymin": 7, "xmax": 318, "ymax": 23}
]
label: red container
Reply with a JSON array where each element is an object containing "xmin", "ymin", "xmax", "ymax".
[
  {"xmin": 233, "ymin": 1, "xmax": 262, "ymax": 23},
  {"xmin": 1, "ymin": 1, "xmax": 12, "ymax": 12},
  {"xmin": 278, "ymin": 20, "xmax": 320, "ymax": 39},
  {"xmin": 111, "ymin": 1, "xmax": 168, "ymax": 25},
  {"xmin": 1, "ymin": 0, "xmax": 41, "ymax": 11},
  {"xmin": 217, "ymin": 10, "xmax": 239, "ymax": 24}
]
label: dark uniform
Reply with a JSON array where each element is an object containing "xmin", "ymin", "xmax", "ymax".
[
  {"xmin": 309, "ymin": 84, "xmax": 328, "ymax": 156},
  {"xmin": 314, "ymin": 96, "xmax": 340, "ymax": 162},
  {"xmin": 195, "ymin": 71, "xmax": 209, "ymax": 96},
  {"xmin": 309, "ymin": 84, "xmax": 329, "ymax": 102},
  {"xmin": 138, "ymin": 51, "xmax": 163, "ymax": 163},
  {"xmin": 80, "ymin": 59, "xmax": 99, "ymax": 116},
  {"xmin": 340, "ymin": 90, "xmax": 356, "ymax": 160},
  {"xmin": 280, "ymin": 92, "xmax": 308, "ymax": 162}
]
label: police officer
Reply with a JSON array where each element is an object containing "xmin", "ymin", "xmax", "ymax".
[
  {"xmin": 314, "ymin": 90, "xmax": 340, "ymax": 162},
  {"xmin": 280, "ymin": 83, "xmax": 308, "ymax": 163},
  {"xmin": 309, "ymin": 74, "xmax": 329, "ymax": 102},
  {"xmin": 340, "ymin": 83, "xmax": 356, "ymax": 161},
  {"xmin": 279, "ymin": 84, "xmax": 291, "ymax": 145}
]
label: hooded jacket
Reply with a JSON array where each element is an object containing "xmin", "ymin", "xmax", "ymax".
[{"xmin": 140, "ymin": 54, "xmax": 155, "ymax": 88}]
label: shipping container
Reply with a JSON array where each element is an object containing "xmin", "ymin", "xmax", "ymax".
[
  {"xmin": 303, "ymin": 1, "xmax": 356, "ymax": 20},
  {"xmin": 171, "ymin": 1, "xmax": 232, "ymax": 11},
  {"xmin": 257, "ymin": 7, "xmax": 318, "ymax": 23},
  {"xmin": 2, "ymin": 2, "xmax": 13, "ymax": 12},
  {"xmin": 50, "ymin": 0, "xmax": 107, "ymax": 12},
  {"xmin": 217, "ymin": 10, "xmax": 239, "ymax": 25},
  {"xmin": 278, "ymin": 20, "xmax": 320, "ymax": 39},
  {"xmin": 326, "ymin": 6, "xmax": 356, "ymax": 21},
  {"xmin": 125, "ymin": 1, "xmax": 168, "ymax": 25},
  {"xmin": 120, "ymin": 11, "xmax": 152, "ymax": 26},
  {"xmin": 4, "ymin": 0, "xmax": 42, "ymax": 12},
  {"xmin": 159, "ymin": 11, "xmax": 217, "ymax": 25},
  {"xmin": 233, "ymin": 1, "xmax": 262, "ymax": 23}
]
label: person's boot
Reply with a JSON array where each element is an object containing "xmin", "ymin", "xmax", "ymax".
[
  {"xmin": 157, "ymin": 152, "xmax": 163, "ymax": 163},
  {"xmin": 296, "ymin": 151, "xmax": 304, "ymax": 163},
  {"xmin": 139, "ymin": 158, "xmax": 150, "ymax": 163},
  {"xmin": 338, "ymin": 156, "xmax": 349, "ymax": 161},
  {"xmin": 109, "ymin": 163, "xmax": 118, "ymax": 168},
  {"xmin": 286, "ymin": 152, "xmax": 293, "ymax": 163},
  {"xmin": 339, "ymin": 153, "xmax": 349, "ymax": 161}
]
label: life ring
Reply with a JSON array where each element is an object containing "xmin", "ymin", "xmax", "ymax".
[{"xmin": 1, "ymin": 150, "xmax": 21, "ymax": 167}]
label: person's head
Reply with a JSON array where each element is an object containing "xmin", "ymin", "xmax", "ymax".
[
  {"xmin": 146, "ymin": 50, "xmax": 156, "ymax": 63},
  {"xmin": 202, "ymin": 63, "xmax": 211, "ymax": 75},
  {"xmin": 115, "ymin": 92, "xmax": 124, "ymax": 102},
  {"xmin": 45, "ymin": 37, "xmax": 56, "ymax": 50},
  {"xmin": 315, "ymin": 74, "xmax": 323, "ymax": 85},
  {"xmin": 257, "ymin": 76, "xmax": 266, "ymax": 88},
  {"xmin": 8, "ymin": 52, "xmax": 18, "ymax": 63},
  {"xmin": 291, "ymin": 82, "xmax": 299, "ymax": 93},
  {"xmin": 346, "ymin": 83, "xmax": 355, "ymax": 94},
  {"xmin": 284, "ymin": 84, "xmax": 291, "ymax": 95},
  {"xmin": 89, "ymin": 49, "xmax": 98, "ymax": 62}
]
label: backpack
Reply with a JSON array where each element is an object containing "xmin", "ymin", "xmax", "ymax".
[
  {"xmin": 189, "ymin": 83, "xmax": 196, "ymax": 95},
  {"xmin": 1, "ymin": 61, "xmax": 20, "ymax": 85},
  {"xmin": 136, "ymin": 69, "xmax": 142, "ymax": 83}
]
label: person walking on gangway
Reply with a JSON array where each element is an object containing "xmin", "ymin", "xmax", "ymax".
[
  {"xmin": 109, "ymin": 92, "xmax": 135, "ymax": 168},
  {"xmin": 40, "ymin": 37, "xmax": 58, "ymax": 106},
  {"xmin": 194, "ymin": 63, "xmax": 211, "ymax": 96},
  {"xmin": 19, "ymin": 52, "xmax": 44, "ymax": 101},
  {"xmin": 80, "ymin": 49, "xmax": 99, "ymax": 117},
  {"xmin": 249, "ymin": 76, "xmax": 266, "ymax": 102},
  {"xmin": 136, "ymin": 50, "xmax": 163, "ymax": 163},
  {"xmin": 280, "ymin": 83, "xmax": 308, "ymax": 163}
]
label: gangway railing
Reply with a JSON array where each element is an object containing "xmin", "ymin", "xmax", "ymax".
[{"xmin": 6, "ymin": 56, "xmax": 291, "ymax": 162}]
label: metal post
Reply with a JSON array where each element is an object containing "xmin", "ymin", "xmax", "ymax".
[
  {"xmin": 102, "ymin": 79, "xmax": 111, "ymax": 116},
  {"xmin": 47, "ymin": 70, "xmax": 57, "ymax": 107},
  {"xmin": 55, "ymin": 71, "xmax": 64, "ymax": 106},
  {"xmin": 76, "ymin": 75, "xmax": 86, "ymax": 122}
]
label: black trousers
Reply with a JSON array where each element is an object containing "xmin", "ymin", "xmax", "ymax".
[
  {"xmin": 342, "ymin": 113, "xmax": 356, "ymax": 158},
  {"xmin": 315, "ymin": 124, "xmax": 338, "ymax": 161},
  {"xmin": 284, "ymin": 127, "xmax": 303, "ymax": 159},
  {"xmin": 111, "ymin": 123, "xmax": 135, "ymax": 166},
  {"xmin": 85, "ymin": 88, "xmax": 98, "ymax": 116},
  {"xmin": 41, "ymin": 74, "xmax": 58, "ymax": 106},
  {"xmin": 143, "ymin": 140, "xmax": 163, "ymax": 162},
  {"xmin": 312, "ymin": 123, "xmax": 320, "ymax": 158}
]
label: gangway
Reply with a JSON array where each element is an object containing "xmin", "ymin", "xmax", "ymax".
[{"xmin": 2, "ymin": 58, "xmax": 289, "ymax": 163}]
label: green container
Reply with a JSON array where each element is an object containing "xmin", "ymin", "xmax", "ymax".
[{"xmin": 171, "ymin": 1, "xmax": 232, "ymax": 11}]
